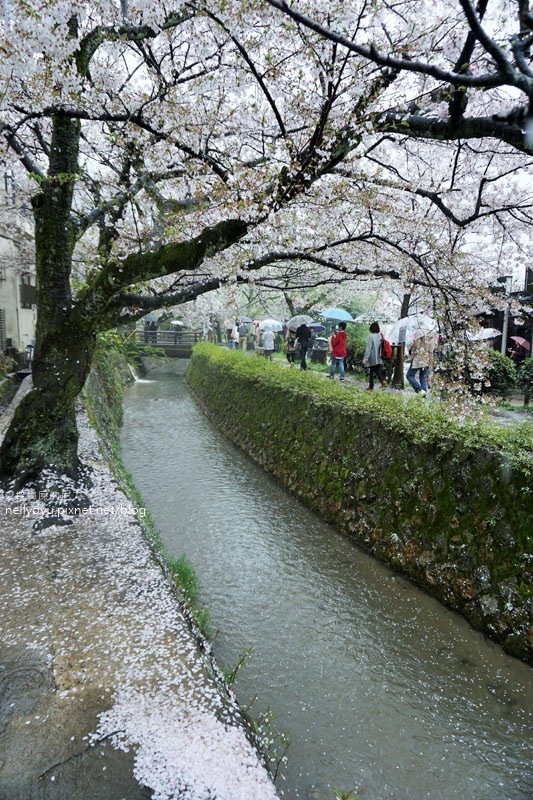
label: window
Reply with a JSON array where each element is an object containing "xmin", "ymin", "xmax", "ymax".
[{"xmin": 20, "ymin": 273, "xmax": 37, "ymax": 309}]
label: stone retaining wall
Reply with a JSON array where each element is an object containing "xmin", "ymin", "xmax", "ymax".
[{"xmin": 188, "ymin": 344, "xmax": 533, "ymax": 664}]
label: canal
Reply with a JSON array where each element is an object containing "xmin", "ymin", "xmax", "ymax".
[{"xmin": 120, "ymin": 365, "xmax": 532, "ymax": 800}]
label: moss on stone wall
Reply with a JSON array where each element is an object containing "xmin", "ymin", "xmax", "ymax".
[{"xmin": 188, "ymin": 343, "xmax": 533, "ymax": 664}]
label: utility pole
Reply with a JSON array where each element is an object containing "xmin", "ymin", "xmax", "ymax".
[{"xmin": 500, "ymin": 275, "xmax": 513, "ymax": 356}]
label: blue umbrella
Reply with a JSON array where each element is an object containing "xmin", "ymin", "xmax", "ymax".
[{"xmin": 320, "ymin": 307, "xmax": 354, "ymax": 322}]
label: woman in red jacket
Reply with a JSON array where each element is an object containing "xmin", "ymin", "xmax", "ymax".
[{"xmin": 329, "ymin": 322, "xmax": 347, "ymax": 382}]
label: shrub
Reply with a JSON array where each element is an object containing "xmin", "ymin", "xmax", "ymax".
[
  {"xmin": 97, "ymin": 328, "xmax": 165, "ymax": 368},
  {"xmin": 345, "ymin": 326, "xmax": 368, "ymax": 372},
  {"xmin": 517, "ymin": 358, "xmax": 533, "ymax": 405},
  {"xmin": 482, "ymin": 350, "xmax": 516, "ymax": 398}
]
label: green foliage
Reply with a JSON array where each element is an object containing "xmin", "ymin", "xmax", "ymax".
[
  {"xmin": 222, "ymin": 647, "xmax": 253, "ymax": 688},
  {"xmin": 0, "ymin": 352, "xmax": 16, "ymax": 378},
  {"xmin": 168, "ymin": 555, "xmax": 211, "ymax": 637},
  {"xmin": 346, "ymin": 325, "xmax": 368, "ymax": 372},
  {"xmin": 250, "ymin": 705, "xmax": 290, "ymax": 783},
  {"xmin": 334, "ymin": 790, "xmax": 360, "ymax": 800},
  {"xmin": 0, "ymin": 377, "xmax": 14, "ymax": 403},
  {"xmin": 517, "ymin": 358, "xmax": 533, "ymax": 404},
  {"xmin": 189, "ymin": 343, "xmax": 533, "ymax": 472},
  {"xmin": 482, "ymin": 350, "xmax": 516, "ymax": 398},
  {"xmin": 97, "ymin": 328, "xmax": 165, "ymax": 367},
  {"xmin": 168, "ymin": 555, "xmax": 199, "ymax": 600}
]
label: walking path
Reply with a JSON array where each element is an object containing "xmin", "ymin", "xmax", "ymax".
[
  {"xmin": 0, "ymin": 381, "xmax": 279, "ymax": 800},
  {"xmin": 273, "ymin": 355, "xmax": 531, "ymax": 426}
]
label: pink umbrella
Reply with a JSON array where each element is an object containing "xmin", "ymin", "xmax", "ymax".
[{"xmin": 510, "ymin": 336, "xmax": 531, "ymax": 351}]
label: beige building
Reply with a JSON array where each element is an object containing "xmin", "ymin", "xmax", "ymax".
[{"xmin": 0, "ymin": 170, "xmax": 36, "ymax": 360}]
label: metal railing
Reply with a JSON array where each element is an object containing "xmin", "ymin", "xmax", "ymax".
[{"xmin": 135, "ymin": 329, "xmax": 203, "ymax": 348}]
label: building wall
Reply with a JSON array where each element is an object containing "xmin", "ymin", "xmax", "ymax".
[{"xmin": 0, "ymin": 172, "xmax": 36, "ymax": 355}]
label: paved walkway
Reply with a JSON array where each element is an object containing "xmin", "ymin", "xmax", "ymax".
[{"xmin": 0, "ymin": 383, "xmax": 279, "ymax": 800}]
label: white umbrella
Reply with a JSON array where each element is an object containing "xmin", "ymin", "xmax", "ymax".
[
  {"xmin": 388, "ymin": 314, "xmax": 437, "ymax": 345},
  {"xmin": 170, "ymin": 320, "xmax": 185, "ymax": 326},
  {"xmin": 287, "ymin": 314, "xmax": 314, "ymax": 330},
  {"xmin": 467, "ymin": 328, "xmax": 502, "ymax": 341},
  {"xmin": 259, "ymin": 319, "xmax": 283, "ymax": 332},
  {"xmin": 354, "ymin": 311, "xmax": 396, "ymax": 324}
]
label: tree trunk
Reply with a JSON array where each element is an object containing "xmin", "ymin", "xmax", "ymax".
[
  {"xmin": 0, "ymin": 319, "xmax": 95, "ymax": 487},
  {"xmin": 391, "ymin": 292, "xmax": 411, "ymax": 388},
  {"xmin": 0, "ymin": 115, "xmax": 86, "ymax": 487}
]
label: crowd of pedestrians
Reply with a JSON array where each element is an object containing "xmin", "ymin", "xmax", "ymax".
[
  {"xmin": 221, "ymin": 313, "xmax": 530, "ymax": 400},
  {"xmin": 237, "ymin": 316, "xmax": 438, "ymax": 397}
]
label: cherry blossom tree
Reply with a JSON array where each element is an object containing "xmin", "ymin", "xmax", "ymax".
[
  {"xmin": 266, "ymin": 0, "xmax": 533, "ymax": 153},
  {"xmin": 0, "ymin": 0, "xmax": 531, "ymax": 486}
]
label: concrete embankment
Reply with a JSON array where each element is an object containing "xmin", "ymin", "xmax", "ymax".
[
  {"xmin": 187, "ymin": 344, "xmax": 533, "ymax": 664},
  {"xmin": 0, "ymin": 375, "xmax": 279, "ymax": 799}
]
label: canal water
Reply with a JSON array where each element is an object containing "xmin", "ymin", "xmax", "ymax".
[{"xmin": 120, "ymin": 366, "xmax": 532, "ymax": 800}]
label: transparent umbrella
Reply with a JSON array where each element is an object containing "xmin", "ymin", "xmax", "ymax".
[
  {"xmin": 388, "ymin": 314, "xmax": 437, "ymax": 345},
  {"xmin": 354, "ymin": 311, "xmax": 396, "ymax": 324},
  {"xmin": 287, "ymin": 314, "xmax": 314, "ymax": 330},
  {"xmin": 259, "ymin": 319, "xmax": 283, "ymax": 332},
  {"xmin": 467, "ymin": 328, "xmax": 501, "ymax": 341}
]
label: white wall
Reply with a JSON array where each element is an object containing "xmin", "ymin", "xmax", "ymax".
[{"xmin": 0, "ymin": 175, "xmax": 36, "ymax": 353}]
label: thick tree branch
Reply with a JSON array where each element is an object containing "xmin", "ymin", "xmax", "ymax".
[
  {"xmin": 377, "ymin": 111, "xmax": 532, "ymax": 153},
  {"xmin": 1, "ymin": 125, "xmax": 45, "ymax": 179},
  {"xmin": 75, "ymin": 9, "xmax": 195, "ymax": 76},
  {"xmin": 9, "ymin": 104, "xmax": 230, "ymax": 183},
  {"xmin": 264, "ymin": 0, "xmax": 517, "ymax": 90},
  {"xmin": 448, "ymin": 0, "xmax": 489, "ymax": 124},
  {"xmin": 77, "ymin": 218, "xmax": 249, "ymax": 321}
]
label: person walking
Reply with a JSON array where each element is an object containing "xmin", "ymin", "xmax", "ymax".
[
  {"xmin": 285, "ymin": 329, "xmax": 297, "ymax": 366},
  {"xmin": 329, "ymin": 321, "xmax": 347, "ymax": 381},
  {"xmin": 407, "ymin": 333, "xmax": 434, "ymax": 395},
  {"xmin": 238, "ymin": 320, "xmax": 249, "ymax": 351},
  {"xmin": 230, "ymin": 322, "xmax": 240, "ymax": 349},
  {"xmin": 296, "ymin": 322, "xmax": 312, "ymax": 370},
  {"xmin": 262, "ymin": 328, "xmax": 275, "ymax": 361},
  {"xmin": 363, "ymin": 322, "xmax": 386, "ymax": 391},
  {"xmin": 508, "ymin": 341, "xmax": 527, "ymax": 366},
  {"xmin": 224, "ymin": 317, "xmax": 234, "ymax": 346}
]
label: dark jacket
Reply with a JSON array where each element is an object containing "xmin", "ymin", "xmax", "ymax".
[{"xmin": 296, "ymin": 324, "xmax": 312, "ymax": 347}]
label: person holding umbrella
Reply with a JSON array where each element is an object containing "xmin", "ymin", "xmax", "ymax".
[
  {"xmin": 285, "ymin": 328, "xmax": 297, "ymax": 366},
  {"xmin": 261, "ymin": 327, "xmax": 275, "ymax": 361},
  {"xmin": 362, "ymin": 322, "xmax": 386, "ymax": 391},
  {"xmin": 296, "ymin": 322, "xmax": 312, "ymax": 370},
  {"xmin": 508, "ymin": 336, "xmax": 529, "ymax": 366},
  {"xmin": 406, "ymin": 332, "xmax": 434, "ymax": 396}
]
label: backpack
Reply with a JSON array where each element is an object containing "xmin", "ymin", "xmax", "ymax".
[{"xmin": 380, "ymin": 334, "xmax": 393, "ymax": 360}]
